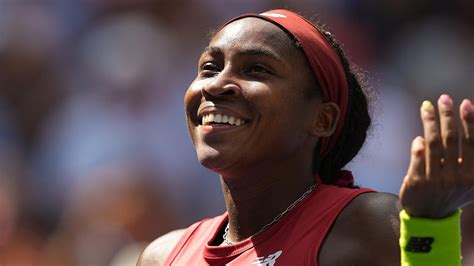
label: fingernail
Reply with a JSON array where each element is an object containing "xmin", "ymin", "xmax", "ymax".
[
  {"xmin": 439, "ymin": 94, "xmax": 452, "ymax": 107},
  {"xmin": 414, "ymin": 135, "xmax": 425, "ymax": 144},
  {"xmin": 463, "ymin": 99, "xmax": 473, "ymax": 113},
  {"xmin": 413, "ymin": 136, "xmax": 425, "ymax": 152},
  {"xmin": 422, "ymin": 100, "xmax": 434, "ymax": 113}
]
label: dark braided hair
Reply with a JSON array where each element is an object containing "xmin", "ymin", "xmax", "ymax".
[
  {"xmin": 286, "ymin": 22, "xmax": 372, "ymax": 187},
  {"xmin": 310, "ymin": 28, "xmax": 372, "ymax": 187}
]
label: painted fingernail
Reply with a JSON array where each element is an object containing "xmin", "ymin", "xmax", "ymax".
[
  {"xmin": 413, "ymin": 136, "xmax": 425, "ymax": 153},
  {"xmin": 414, "ymin": 135, "xmax": 424, "ymax": 144},
  {"xmin": 463, "ymin": 99, "xmax": 473, "ymax": 113},
  {"xmin": 439, "ymin": 94, "xmax": 452, "ymax": 107},
  {"xmin": 422, "ymin": 100, "xmax": 434, "ymax": 113}
]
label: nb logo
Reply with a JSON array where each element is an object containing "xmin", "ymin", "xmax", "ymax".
[
  {"xmin": 406, "ymin": 237, "xmax": 434, "ymax": 253},
  {"xmin": 251, "ymin": 250, "xmax": 283, "ymax": 266}
]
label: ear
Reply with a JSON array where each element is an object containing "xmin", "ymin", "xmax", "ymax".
[{"xmin": 309, "ymin": 102, "xmax": 340, "ymax": 137}]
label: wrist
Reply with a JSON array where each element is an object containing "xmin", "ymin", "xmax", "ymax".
[
  {"xmin": 399, "ymin": 209, "xmax": 462, "ymax": 265},
  {"xmin": 403, "ymin": 207, "xmax": 460, "ymax": 219}
]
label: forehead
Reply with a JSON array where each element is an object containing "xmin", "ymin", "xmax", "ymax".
[{"xmin": 208, "ymin": 17, "xmax": 296, "ymax": 58}]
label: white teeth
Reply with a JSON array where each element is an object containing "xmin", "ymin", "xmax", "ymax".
[{"xmin": 201, "ymin": 114, "xmax": 245, "ymax": 126}]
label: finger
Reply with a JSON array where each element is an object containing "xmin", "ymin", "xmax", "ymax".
[
  {"xmin": 460, "ymin": 99, "xmax": 474, "ymax": 167},
  {"xmin": 406, "ymin": 136, "xmax": 426, "ymax": 180},
  {"xmin": 438, "ymin": 94, "xmax": 459, "ymax": 173},
  {"xmin": 421, "ymin": 100, "xmax": 442, "ymax": 177}
]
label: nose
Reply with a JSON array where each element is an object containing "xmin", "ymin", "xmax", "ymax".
[{"xmin": 201, "ymin": 70, "xmax": 241, "ymax": 99}]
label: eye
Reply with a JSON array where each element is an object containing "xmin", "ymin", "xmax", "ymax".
[
  {"xmin": 199, "ymin": 62, "xmax": 220, "ymax": 77},
  {"xmin": 247, "ymin": 64, "xmax": 272, "ymax": 75}
]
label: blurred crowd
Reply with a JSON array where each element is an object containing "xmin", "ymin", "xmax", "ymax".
[{"xmin": 0, "ymin": 0, "xmax": 472, "ymax": 265}]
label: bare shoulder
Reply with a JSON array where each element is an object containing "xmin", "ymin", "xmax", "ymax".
[
  {"xmin": 137, "ymin": 229, "xmax": 186, "ymax": 266},
  {"xmin": 319, "ymin": 192, "xmax": 402, "ymax": 265},
  {"xmin": 344, "ymin": 192, "xmax": 401, "ymax": 223}
]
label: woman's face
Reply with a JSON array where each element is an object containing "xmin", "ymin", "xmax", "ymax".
[{"xmin": 184, "ymin": 17, "xmax": 322, "ymax": 175}]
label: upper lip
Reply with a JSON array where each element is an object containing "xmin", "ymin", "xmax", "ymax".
[{"xmin": 196, "ymin": 102, "xmax": 250, "ymax": 125}]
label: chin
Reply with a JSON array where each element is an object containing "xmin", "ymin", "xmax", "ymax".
[{"xmin": 196, "ymin": 147, "xmax": 228, "ymax": 173}]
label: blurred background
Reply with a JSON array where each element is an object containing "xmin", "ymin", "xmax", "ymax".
[{"xmin": 0, "ymin": 0, "xmax": 472, "ymax": 265}]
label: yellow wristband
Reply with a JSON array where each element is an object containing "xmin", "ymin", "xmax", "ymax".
[{"xmin": 399, "ymin": 209, "xmax": 462, "ymax": 266}]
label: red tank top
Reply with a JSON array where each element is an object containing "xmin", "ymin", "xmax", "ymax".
[{"xmin": 164, "ymin": 184, "xmax": 374, "ymax": 265}]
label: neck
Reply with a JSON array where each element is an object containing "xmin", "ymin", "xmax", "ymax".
[{"xmin": 219, "ymin": 162, "xmax": 315, "ymax": 243}]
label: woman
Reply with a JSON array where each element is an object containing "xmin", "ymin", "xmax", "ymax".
[{"xmin": 139, "ymin": 9, "xmax": 473, "ymax": 265}]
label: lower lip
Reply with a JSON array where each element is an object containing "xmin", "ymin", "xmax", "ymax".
[{"xmin": 199, "ymin": 124, "xmax": 245, "ymax": 134}]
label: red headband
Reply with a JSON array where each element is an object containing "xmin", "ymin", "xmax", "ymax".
[{"xmin": 223, "ymin": 9, "xmax": 349, "ymax": 158}]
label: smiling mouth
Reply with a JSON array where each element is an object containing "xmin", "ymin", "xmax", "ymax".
[{"xmin": 201, "ymin": 113, "xmax": 247, "ymax": 126}]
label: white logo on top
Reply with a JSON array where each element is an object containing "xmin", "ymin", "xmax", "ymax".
[
  {"xmin": 251, "ymin": 250, "xmax": 283, "ymax": 266},
  {"xmin": 260, "ymin": 13, "xmax": 286, "ymax": 18}
]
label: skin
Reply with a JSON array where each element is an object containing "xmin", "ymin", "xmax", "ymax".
[
  {"xmin": 462, "ymin": 204, "xmax": 474, "ymax": 264},
  {"xmin": 138, "ymin": 17, "xmax": 474, "ymax": 265},
  {"xmin": 184, "ymin": 18, "xmax": 335, "ymax": 242},
  {"xmin": 400, "ymin": 97, "xmax": 474, "ymax": 218}
]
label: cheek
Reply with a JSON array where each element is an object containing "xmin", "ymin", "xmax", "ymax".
[
  {"xmin": 185, "ymin": 118, "xmax": 196, "ymax": 144},
  {"xmin": 184, "ymin": 82, "xmax": 200, "ymax": 108},
  {"xmin": 184, "ymin": 80, "xmax": 204, "ymax": 118},
  {"xmin": 184, "ymin": 81, "xmax": 203, "ymax": 144}
]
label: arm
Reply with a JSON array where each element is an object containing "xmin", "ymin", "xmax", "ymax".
[
  {"xmin": 399, "ymin": 95, "xmax": 474, "ymax": 264},
  {"xmin": 462, "ymin": 204, "xmax": 474, "ymax": 265},
  {"xmin": 400, "ymin": 96, "xmax": 474, "ymax": 218},
  {"xmin": 321, "ymin": 95, "xmax": 474, "ymax": 265},
  {"xmin": 137, "ymin": 229, "xmax": 185, "ymax": 266},
  {"xmin": 319, "ymin": 192, "xmax": 402, "ymax": 265}
]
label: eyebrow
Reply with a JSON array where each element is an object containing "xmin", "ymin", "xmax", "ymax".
[{"xmin": 202, "ymin": 46, "xmax": 283, "ymax": 63}]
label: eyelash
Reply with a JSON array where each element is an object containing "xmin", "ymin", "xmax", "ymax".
[
  {"xmin": 198, "ymin": 62, "xmax": 273, "ymax": 77},
  {"xmin": 247, "ymin": 64, "xmax": 272, "ymax": 74},
  {"xmin": 200, "ymin": 62, "xmax": 220, "ymax": 76}
]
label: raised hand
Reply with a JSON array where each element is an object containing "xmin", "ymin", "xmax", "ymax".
[{"xmin": 400, "ymin": 94, "xmax": 474, "ymax": 218}]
